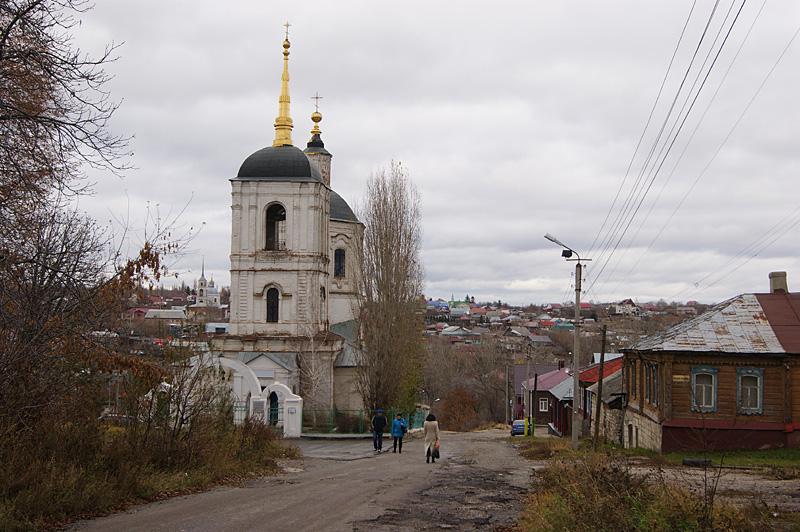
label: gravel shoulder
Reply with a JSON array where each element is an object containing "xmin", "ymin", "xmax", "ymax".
[{"xmin": 72, "ymin": 429, "xmax": 531, "ymax": 532}]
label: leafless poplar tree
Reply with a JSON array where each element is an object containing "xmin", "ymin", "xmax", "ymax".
[{"xmin": 355, "ymin": 161, "xmax": 424, "ymax": 411}]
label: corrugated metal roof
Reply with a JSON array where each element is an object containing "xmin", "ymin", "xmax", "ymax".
[
  {"xmin": 631, "ymin": 294, "xmax": 784, "ymax": 353},
  {"xmin": 587, "ymin": 368, "xmax": 623, "ymax": 403},
  {"xmin": 524, "ymin": 368, "xmax": 571, "ymax": 392},
  {"xmin": 579, "ymin": 357, "xmax": 624, "ymax": 384},
  {"xmin": 550, "ymin": 377, "xmax": 573, "ymax": 401}
]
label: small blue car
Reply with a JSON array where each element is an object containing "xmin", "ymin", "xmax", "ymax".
[{"xmin": 510, "ymin": 419, "xmax": 526, "ymax": 436}]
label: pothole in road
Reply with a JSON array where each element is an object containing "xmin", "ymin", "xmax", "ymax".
[{"xmin": 353, "ymin": 458, "xmax": 525, "ymax": 531}]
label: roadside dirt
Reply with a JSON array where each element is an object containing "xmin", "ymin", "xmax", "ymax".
[
  {"xmin": 353, "ymin": 431, "xmax": 530, "ymax": 531},
  {"xmin": 72, "ymin": 429, "xmax": 532, "ymax": 532},
  {"xmin": 629, "ymin": 461, "xmax": 800, "ymax": 515}
]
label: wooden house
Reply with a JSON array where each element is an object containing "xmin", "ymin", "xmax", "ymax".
[
  {"xmin": 622, "ymin": 273, "xmax": 800, "ymax": 451},
  {"xmin": 522, "ymin": 368, "xmax": 571, "ymax": 427}
]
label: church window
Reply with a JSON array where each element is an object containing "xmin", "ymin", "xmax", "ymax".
[
  {"xmin": 266, "ymin": 288, "xmax": 279, "ymax": 322},
  {"xmin": 334, "ymin": 248, "xmax": 345, "ymax": 278},
  {"xmin": 265, "ymin": 204, "xmax": 286, "ymax": 250}
]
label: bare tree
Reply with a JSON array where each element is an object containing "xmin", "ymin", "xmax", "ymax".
[
  {"xmin": 466, "ymin": 339, "xmax": 511, "ymax": 422},
  {"xmin": 354, "ymin": 162, "xmax": 424, "ymax": 411},
  {"xmin": 0, "ymin": 0, "xmax": 130, "ymax": 213},
  {"xmin": 422, "ymin": 336, "xmax": 465, "ymax": 405},
  {"xmin": 297, "ymin": 325, "xmax": 334, "ymax": 427}
]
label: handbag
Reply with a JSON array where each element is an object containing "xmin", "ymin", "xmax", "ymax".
[{"xmin": 433, "ymin": 439, "xmax": 440, "ymax": 459}]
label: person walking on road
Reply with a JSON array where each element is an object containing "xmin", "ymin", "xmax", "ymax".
[
  {"xmin": 391, "ymin": 413, "xmax": 407, "ymax": 453},
  {"xmin": 371, "ymin": 408, "xmax": 387, "ymax": 453},
  {"xmin": 423, "ymin": 413, "xmax": 440, "ymax": 463}
]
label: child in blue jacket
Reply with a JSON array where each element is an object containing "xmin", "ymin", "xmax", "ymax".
[{"xmin": 391, "ymin": 413, "xmax": 407, "ymax": 453}]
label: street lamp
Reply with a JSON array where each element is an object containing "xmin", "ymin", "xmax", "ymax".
[{"xmin": 544, "ymin": 233, "xmax": 591, "ymax": 450}]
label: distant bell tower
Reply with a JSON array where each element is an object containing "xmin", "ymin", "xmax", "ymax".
[
  {"xmin": 197, "ymin": 257, "xmax": 207, "ymax": 305},
  {"xmin": 303, "ymin": 92, "xmax": 331, "ymax": 186}
]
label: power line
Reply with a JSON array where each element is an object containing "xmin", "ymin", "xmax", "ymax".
[
  {"xmin": 589, "ymin": 0, "xmax": 724, "ymax": 276},
  {"xmin": 652, "ymin": 15, "xmax": 800, "ymax": 300},
  {"xmin": 688, "ymin": 208, "xmax": 800, "ymax": 298},
  {"xmin": 586, "ymin": 0, "xmax": 699, "ymax": 257},
  {"xmin": 588, "ymin": 0, "xmax": 747, "ymax": 297},
  {"xmin": 597, "ymin": 0, "xmax": 746, "ymax": 289},
  {"xmin": 606, "ymin": 0, "xmax": 769, "ymax": 296},
  {"xmin": 672, "ymin": 205, "xmax": 800, "ymax": 300}
]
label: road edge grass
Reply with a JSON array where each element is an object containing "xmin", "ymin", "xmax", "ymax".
[
  {"xmin": 509, "ymin": 437, "xmax": 788, "ymax": 532},
  {"xmin": 0, "ymin": 421, "xmax": 300, "ymax": 531}
]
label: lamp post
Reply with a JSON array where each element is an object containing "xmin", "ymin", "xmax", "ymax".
[{"xmin": 544, "ymin": 233, "xmax": 591, "ymax": 450}]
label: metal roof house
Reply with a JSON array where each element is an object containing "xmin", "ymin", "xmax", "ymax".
[{"xmin": 622, "ymin": 272, "xmax": 800, "ymax": 452}]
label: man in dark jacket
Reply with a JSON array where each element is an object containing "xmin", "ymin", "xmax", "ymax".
[{"xmin": 371, "ymin": 408, "xmax": 387, "ymax": 452}]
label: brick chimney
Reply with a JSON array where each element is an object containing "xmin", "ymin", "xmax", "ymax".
[{"xmin": 769, "ymin": 271, "xmax": 788, "ymax": 294}]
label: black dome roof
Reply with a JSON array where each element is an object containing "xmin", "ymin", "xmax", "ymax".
[
  {"xmin": 330, "ymin": 190, "xmax": 359, "ymax": 223},
  {"xmin": 236, "ymin": 145, "xmax": 322, "ymax": 182}
]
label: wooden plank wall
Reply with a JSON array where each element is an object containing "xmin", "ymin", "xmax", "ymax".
[{"xmin": 670, "ymin": 357, "xmax": 786, "ymax": 423}]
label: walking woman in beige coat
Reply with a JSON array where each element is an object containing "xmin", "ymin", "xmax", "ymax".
[{"xmin": 423, "ymin": 413, "xmax": 440, "ymax": 463}]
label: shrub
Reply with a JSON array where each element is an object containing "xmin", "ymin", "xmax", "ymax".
[
  {"xmin": 0, "ymin": 410, "xmax": 296, "ymax": 530},
  {"xmin": 439, "ymin": 387, "xmax": 480, "ymax": 431}
]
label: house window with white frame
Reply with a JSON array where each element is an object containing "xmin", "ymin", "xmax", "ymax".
[
  {"xmin": 737, "ymin": 367, "xmax": 763, "ymax": 415},
  {"xmin": 539, "ymin": 397, "xmax": 549, "ymax": 412},
  {"xmin": 691, "ymin": 367, "xmax": 717, "ymax": 412}
]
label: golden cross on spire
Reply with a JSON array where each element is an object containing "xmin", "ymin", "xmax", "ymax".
[
  {"xmin": 283, "ymin": 21, "xmax": 291, "ymax": 40},
  {"xmin": 311, "ymin": 92, "xmax": 323, "ymax": 113}
]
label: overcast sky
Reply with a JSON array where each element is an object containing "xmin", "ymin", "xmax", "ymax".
[{"xmin": 73, "ymin": 1, "xmax": 800, "ymax": 305}]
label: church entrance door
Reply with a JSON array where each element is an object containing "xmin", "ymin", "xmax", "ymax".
[{"xmin": 269, "ymin": 392, "xmax": 279, "ymax": 426}]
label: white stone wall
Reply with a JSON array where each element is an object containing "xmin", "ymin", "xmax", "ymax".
[
  {"xmin": 329, "ymin": 220, "xmax": 362, "ymax": 325},
  {"xmin": 624, "ymin": 408, "xmax": 662, "ymax": 451},
  {"xmin": 229, "ymin": 179, "xmax": 330, "ymax": 337},
  {"xmin": 589, "ymin": 397, "xmax": 624, "ymax": 446}
]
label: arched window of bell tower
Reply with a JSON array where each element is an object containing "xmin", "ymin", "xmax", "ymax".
[
  {"xmin": 266, "ymin": 288, "xmax": 280, "ymax": 323},
  {"xmin": 265, "ymin": 204, "xmax": 287, "ymax": 251}
]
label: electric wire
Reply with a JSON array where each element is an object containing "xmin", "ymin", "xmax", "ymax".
[
  {"xmin": 589, "ymin": 0, "xmax": 723, "ymax": 275},
  {"xmin": 590, "ymin": 0, "xmax": 733, "ymax": 281},
  {"xmin": 671, "ymin": 205, "xmax": 800, "ymax": 300},
  {"xmin": 587, "ymin": 0, "xmax": 747, "ymax": 297},
  {"xmin": 586, "ymin": 0, "xmax": 699, "ymax": 257},
  {"xmin": 606, "ymin": 0, "xmax": 769, "ymax": 297},
  {"xmin": 669, "ymin": 21, "xmax": 800, "ymax": 299},
  {"xmin": 596, "ymin": 0, "xmax": 744, "ymax": 290},
  {"xmin": 689, "ymin": 208, "xmax": 800, "ymax": 298}
]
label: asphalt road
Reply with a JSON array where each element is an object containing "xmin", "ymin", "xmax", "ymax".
[{"xmin": 73, "ymin": 429, "xmax": 531, "ymax": 532}]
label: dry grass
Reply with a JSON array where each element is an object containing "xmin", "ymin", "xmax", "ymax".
[
  {"xmin": 515, "ymin": 437, "xmax": 572, "ymax": 460},
  {"xmin": 518, "ymin": 453, "xmax": 767, "ymax": 532},
  {"xmin": 0, "ymin": 417, "xmax": 297, "ymax": 531}
]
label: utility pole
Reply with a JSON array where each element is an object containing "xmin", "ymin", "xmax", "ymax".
[
  {"xmin": 505, "ymin": 364, "xmax": 509, "ymax": 425},
  {"xmin": 593, "ymin": 325, "xmax": 607, "ymax": 449},
  {"xmin": 543, "ymin": 233, "xmax": 591, "ymax": 450},
  {"xmin": 572, "ymin": 262, "xmax": 582, "ymax": 450},
  {"xmin": 526, "ymin": 355, "xmax": 531, "ymax": 429},
  {"xmin": 531, "ymin": 372, "xmax": 538, "ymax": 438}
]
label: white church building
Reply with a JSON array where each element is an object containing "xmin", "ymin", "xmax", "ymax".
[{"xmin": 210, "ymin": 31, "xmax": 364, "ymax": 434}]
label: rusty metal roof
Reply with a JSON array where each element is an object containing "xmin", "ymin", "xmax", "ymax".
[
  {"xmin": 755, "ymin": 293, "xmax": 800, "ymax": 353},
  {"xmin": 631, "ymin": 293, "xmax": 787, "ymax": 354}
]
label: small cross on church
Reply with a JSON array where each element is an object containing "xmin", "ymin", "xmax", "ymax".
[
  {"xmin": 283, "ymin": 21, "xmax": 291, "ymax": 40},
  {"xmin": 311, "ymin": 92, "xmax": 323, "ymax": 112}
]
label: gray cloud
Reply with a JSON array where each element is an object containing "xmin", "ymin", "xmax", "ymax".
[{"xmin": 74, "ymin": 1, "xmax": 800, "ymax": 305}]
